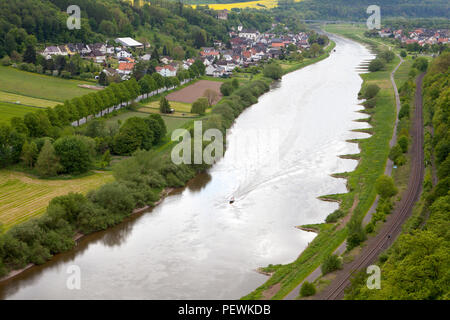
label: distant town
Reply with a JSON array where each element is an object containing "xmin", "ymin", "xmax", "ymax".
[{"xmin": 39, "ymin": 24, "xmax": 312, "ymax": 82}]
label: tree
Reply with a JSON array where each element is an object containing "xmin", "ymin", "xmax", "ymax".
[
  {"xmin": 413, "ymin": 57, "xmax": 428, "ymax": 72},
  {"xmin": 98, "ymin": 71, "xmax": 108, "ymax": 86},
  {"xmin": 368, "ymin": 58, "xmax": 385, "ymax": 72},
  {"xmin": 220, "ymin": 82, "xmax": 234, "ymax": 96},
  {"xmin": 300, "ymin": 281, "xmax": 316, "ymax": 297},
  {"xmin": 232, "ymin": 78, "xmax": 239, "ymax": 89},
  {"xmin": 113, "ymin": 117, "xmax": 154, "ymax": 155},
  {"xmin": 191, "ymin": 97, "xmax": 208, "ymax": 115},
  {"xmin": 400, "ymin": 50, "xmax": 407, "ymax": 58},
  {"xmin": 100, "ymin": 150, "xmax": 111, "ymax": 168},
  {"xmin": 21, "ymin": 141, "xmax": 38, "ymax": 168},
  {"xmin": 159, "ymin": 96, "xmax": 171, "ymax": 114},
  {"xmin": 23, "ymin": 44, "xmax": 36, "ymax": 64},
  {"xmin": 35, "ymin": 140, "xmax": 61, "ymax": 177},
  {"xmin": 203, "ymin": 89, "xmax": 219, "ymax": 106},
  {"xmin": 310, "ymin": 43, "xmax": 321, "ymax": 57},
  {"xmin": 379, "ymin": 50, "xmax": 395, "ymax": 62},
  {"xmin": 54, "ymin": 136, "xmax": 92, "ymax": 174},
  {"xmin": 364, "ymin": 84, "xmax": 380, "ymax": 99},
  {"xmin": 263, "ymin": 63, "xmax": 282, "ymax": 80},
  {"xmin": 347, "ymin": 218, "xmax": 366, "ymax": 250},
  {"xmin": 375, "ymin": 175, "xmax": 398, "ymax": 199},
  {"xmin": 321, "ymin": 254, "xmax": 342, "ymax": 275},
  {"xmin": 398, "ymin": 135, "xmax": 409, "ymax": 153}
]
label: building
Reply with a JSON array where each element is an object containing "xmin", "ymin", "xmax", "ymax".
[
  {"xmin": 117, "ymin": 50, "xmax": 132, "ymax": 59},
  {"xmin": 217, "ymin": 9, "xmax": 229, "ymax": 20},
  {"xmin": 155, "ymin": 65, "xmax": 177, "ymax": 77},
  {"xmin": 117, "ymin": 62, "xmax": 135, "ymax": 75},
  {"xmin": 115, "ymin": 37, "xmax": 144, "ymax": 49}
]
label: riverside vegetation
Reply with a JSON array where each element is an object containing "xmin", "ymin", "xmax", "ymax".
[{"xmin": 344, "ymin": 52, "xmax": 450, "ymax": 300}]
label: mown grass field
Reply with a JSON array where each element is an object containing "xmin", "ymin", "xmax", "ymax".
[
  {"xmin": 0, "ymin": 66, "xmax": 91, "ymax": 102},
  {"xmin": 0, "ymin": 91, "xmax": 59, "ymax": 108},
  {"xmin": 243, "ymin": 25, "xmax": 398, "ymax": 300},
  {"xmin": 0, "ymin": 170, "xmax": 114, "ymax": 231},
  {"xmin": 105, "ymin": 110, "xmax": 193, "ymax": 134},
  {"xmin": 0, "ymin": 102, "xmax": 40, "ymax": 124}
]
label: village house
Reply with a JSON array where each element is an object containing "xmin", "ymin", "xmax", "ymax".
[
  {"xmin": 155, "ymin": 65, "xmax": 177, "ymax": 77},
  {"xmin": 117, "ymin": 50, "xmax": 132, "ymax": 59}
]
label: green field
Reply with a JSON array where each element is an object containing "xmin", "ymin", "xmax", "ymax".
[
  {"xmin": 0, "ymin": 170, "xmax": 114, "ymax": 231},
  {"xmin": 0, "ymin": 101, "xmax": 40, "ymax": 124},
  {"xmin": 0, "ymin": 91, "xmax": 59, "ymax": 108},
  {"xmin": 0, "ymin": 66, "xmax": 92, "ymax": 102},
  {"xmin": 105, "ymin": 110, "xmax": 193, "ymax": 135}
]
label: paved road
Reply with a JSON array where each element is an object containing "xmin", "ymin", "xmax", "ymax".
[
  {"xmin": 284, "ymin": 54, "xmax": 407, "ymax": 300},
  {"xmin": 318, "ymin": 72, "xmax": 425, "ymax": 300}
]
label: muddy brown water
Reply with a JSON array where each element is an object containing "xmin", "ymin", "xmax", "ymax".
[{"xmin": 0, "ymin": 35, "xmax": 374, "ymax": 299}]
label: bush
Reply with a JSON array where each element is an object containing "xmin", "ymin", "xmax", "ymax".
[
  {"xmin": 379, "ymin": 50, "xmax": 395, "ymax": 63},
  {"xmin": 398, "ymin": 103, "xmax": 410, "ymax": 119},
  {"xmin": 53, "ymin": 136, "xmax": 92, "ymax": 174},
  {"xmin": 398, "ymin": 135, "xmax": 409, "ymax": 153},
  {"xmin": 375, "ymin": 175, "xmax": 398, "ymax": 199},
  {"xmin": 300, "ymin": 281, "xmax": 316, "ymax": 297},
  {"xmin": 325, "ymin": 209, "xmax": 345, "ymax": 223},
  {"xmin": 389, "ymin": 144, "xmax": 403, "ymax": 164},
  {"xmin": 364, "ymin": 84, "xmax": 380, "ymax": 99},
  {"xmin": 191, "ymin": 97, "xmax": 209, "ymax": 115},
  {"xmin": 1, "ymin": 56, "xmax": 12, "ymax": 66},
  {"xmin": 321, "ymin": 254, "xmax": 342, "ymax": 275},
  {"xmin": 220, "ymin": 82, "xmax": 234, "ymax": 96},
  {"xmin": 347, "ymin": 219, "xmax": 366, "ymax": 250},
  {"xmin": 363, "ymin": 98, "xmax": 377, "ymax": 108},
  {"xmin": 368, "ymin": 58, "xmax": 385, "ymax": 72},
  {"xmin": 263, "ymin": 63, "xmax": 282, "ymax": 80},
  {"xmin": 412, "ymin": 57, "xmax": 428, "ymax": 72}
]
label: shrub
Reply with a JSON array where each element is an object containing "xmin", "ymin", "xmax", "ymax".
[
  {"xmin": 364, "ymin": 84, "xmax": 380, "ymax": 99},
  {"xmin": 53, "ymin": 135, "xmax": 92, "ymax": 174},
  {"xmin": 300, "ymin": 281, "xmax": 316, "ymax": 297},
  {"xmin": 398, "ymin": 103, "xmax": 410, "ymax": 119},
  {"xmin": 321, "ymin": 254, "xmax": 342, "ymax": 275},
  {"xmin": 398, "ymin": 135, "xmax": 409, "ymax": 153},
  {"xmin": 368, "ymin": 58, "xmax": 385, "ymax": 72},
  {"xmin": 220, "ymin": 82, "xmax": 234, "ymax": 96},
  {"xmin": 375, "ymin": 175, "xmax": 398, "ymax": 199},
  {"xmin": 263, "ymin": 63, "xmax": 282, "ymax": 80},
  {"xmin": 347, "ymin": 219, "xmax": 366, "ymax": 250},
  {"xmin": 191, "ymin": 97, "xmax": 209, "ymax": 115},
  {"xmin": 325, "ymin": 209, "xmax": 345, "ymax": 223}
]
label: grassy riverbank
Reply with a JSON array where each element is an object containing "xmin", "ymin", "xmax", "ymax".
[{"xmin": 242, "ymin": 26, "xmax": 399, "ymax": 300}]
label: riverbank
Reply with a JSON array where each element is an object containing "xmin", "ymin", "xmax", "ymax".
[
  {"xmin": 243, "ymin": 29, "xmax": 400, "ymax": 300},
  {"xmin": 0, "ymin": 42, "xmax": 335, "ymax": 286}
]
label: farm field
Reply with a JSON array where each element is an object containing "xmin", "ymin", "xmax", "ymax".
[
  {"xmin": 105, "ymin": 110, "xmax": 193, "ymax": 134},
  {"xmin": 191, "ymin": 0, "xmax": 278, "ymax": 10},
  {"xmin": 0, "ymin": 102, "xmax": 40, "ymax": 124},
  {"xmin": 0, "ymin": 170, "xmax": 114, "ymax": 231},
  {"xmin": 0, "ymin": 66, "xmax": 92, "ymax": 102},
  {"xmin": 165, "ymin": 80, "xmax": 223, "ymax": 104},
  {"xmin": 0, "ymin": 91, "xmax": 59, "ymax": 108}
]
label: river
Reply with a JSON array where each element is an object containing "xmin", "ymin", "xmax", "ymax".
[{"xmin": 0, "ymin": 34, "xmax": 374, "ymax": 299}]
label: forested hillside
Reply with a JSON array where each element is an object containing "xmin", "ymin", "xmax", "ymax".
[{"xmin": 277, "ymin": 0, "xmax": 450, "ymax": 20}]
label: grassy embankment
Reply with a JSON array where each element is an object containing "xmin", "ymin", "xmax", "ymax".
[{"xmin": 242, "ymin": 25, "xmax": 398, "ymax": 300}]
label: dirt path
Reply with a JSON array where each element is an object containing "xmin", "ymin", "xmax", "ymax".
[{"xmin": 317, "ymin": 72, "xmax": 425, "ymax": 300}]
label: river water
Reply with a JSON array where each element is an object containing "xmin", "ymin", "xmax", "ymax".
[{"xmin": 0, "ymin": 35, "xmax": 374, "ymax": 299}]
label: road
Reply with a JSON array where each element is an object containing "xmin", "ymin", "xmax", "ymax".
[{"xmin": 318, "ymin": 72, "xmax": 425, "ymax": 300}]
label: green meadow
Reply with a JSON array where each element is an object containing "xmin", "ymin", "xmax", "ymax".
[
  {"xmin": 0, "ymin": 66, "xmax": 92, "ymax": 102},
  {"xmin": 0, "ymin": 101, "xmax": 40, "ymax": 124}
]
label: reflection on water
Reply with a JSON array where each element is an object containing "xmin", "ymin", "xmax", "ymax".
[{"xmin": 0, "ymin": 35, "xmax": 374, "ymax": 300}]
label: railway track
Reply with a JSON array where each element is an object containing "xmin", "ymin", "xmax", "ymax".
[{"xmin": 319, "ymin": 72, "xmax": 426, "ymax": 300}]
